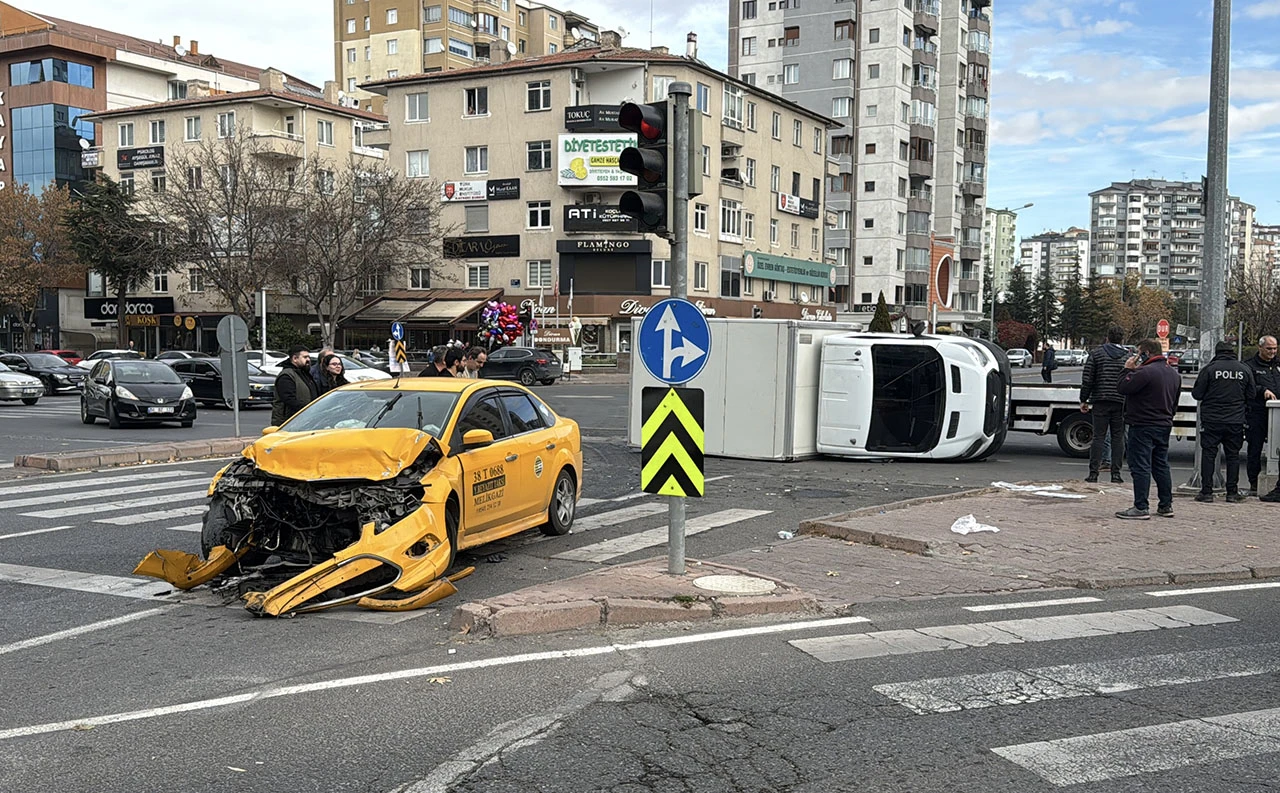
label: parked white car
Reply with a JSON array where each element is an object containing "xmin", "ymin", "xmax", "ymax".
[
  {"xmin": 0, "ymin": 362, "xmax": 48, "ymax": 405},
  {"xmin": 76, "ymin": 350, "xmax": 143, "ymax": 370},
  {"xmin": 1005, "ymin": 348, "xmax": 1033, "ymax": 368}
]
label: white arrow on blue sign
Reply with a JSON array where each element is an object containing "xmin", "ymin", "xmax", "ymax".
[
  {"xmin": 391, "ymin": 321, "xmax": 405, "ymax": 342},
  {"xmin": 637, "ymin": 298, "xmax": 711, "ymax": 385}
]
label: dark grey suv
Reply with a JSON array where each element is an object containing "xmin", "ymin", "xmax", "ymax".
[{"xmin": 481, "ymin": 347, "xmax": 563, "ymax": 385}]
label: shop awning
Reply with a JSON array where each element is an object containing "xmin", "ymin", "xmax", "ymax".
[
  {"xmin": 410, "ymin": 297, "xmax": 491, "ymax": 322},
  {"xmin": 347, "ymin": 289, "xmax": 504, "ymax": 326},
  {"xmin": 353, "ymin": 299, "xmax": 423, "ymax": 321}
]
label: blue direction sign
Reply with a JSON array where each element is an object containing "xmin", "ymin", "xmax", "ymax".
[
  {"xmin": 637, "ymin": 298, "xmax": 711, "ymax": 385},
  {"xmin": 391, "ymin": 321, "xmax": 405, "ymax": 342}
]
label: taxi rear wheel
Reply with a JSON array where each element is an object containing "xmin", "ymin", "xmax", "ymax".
[{"xmin": 540, "ymin": 469, "xmax": 576, "ymax": 536}]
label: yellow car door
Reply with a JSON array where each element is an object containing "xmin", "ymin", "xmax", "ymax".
[
  {"xmin": 496, "ymin": 389, "xmax": 557, "ymax": 522},
  {"xmin": 453, "ymin": 392, "xmax": 519, "ymax": 537}
]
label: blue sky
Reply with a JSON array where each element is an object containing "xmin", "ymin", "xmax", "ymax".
[{"xmin": 988, "ymin": 0, "xmax": 1280, "ymax": 235}]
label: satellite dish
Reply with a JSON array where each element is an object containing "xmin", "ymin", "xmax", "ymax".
[
  {"xmin": 799, "ymin": 292, "xmax": 810, "ymax": 303},
  {"xmin": 78, "ymin": 138, "xmax": 90, "ymax": 150},
  {"xmin": 506, "ymin": 41, "xmax": 517, "ymax": 55},
  {"xmin": 174, "ymin": 44, "xmax": 188, "ymax": 57},
  {"xmin": 571, "ymin": 26, "xmax": 582, "ymax": 38},
  {"xmin": 338, "ymin": 90, "xmax": 346, "ymax": 99}
]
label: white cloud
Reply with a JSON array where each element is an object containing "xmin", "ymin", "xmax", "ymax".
[
  {"xmin": 1244, "ymin": 0, "xmax": 1280, "ymax": 19},
  {"xmin": 1090, "ymin": 19, "xmax": 1133, "ymax": 35},
  {"xmin": 990, "ymin": 111, "xmax": 1047, "ymax": 145}
]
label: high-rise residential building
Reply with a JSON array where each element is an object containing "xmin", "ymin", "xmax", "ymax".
[
  {"xmin": 1089, "ymin": 179, "xmax": 1251, "ymax": 298},
  {"xmin": 1018, "ymin": 228, "xmax": 1089, "ymax": 292},
  {"xmin": 334, "ymin": 0, "xmax": 601, "ymax": 115},
  {"xmin": 362, "ymin": 40, "xmax": 837, "ymax": 353},
  {"xmin": 982, "ymin": 206, "xmax": 1017, "ymax": 298},
  {"xmin": 728, "ymin": 0, "xmax": 993, "ymax": 330}
]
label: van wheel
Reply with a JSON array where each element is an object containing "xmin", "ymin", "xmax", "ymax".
[
  {"xmin": 541, "ymin": 469, "xmax": 576, "ymax": 536},
  {"xmin": 1057, "ymin": 412, "xmax": 1092, "ymax": 458}
]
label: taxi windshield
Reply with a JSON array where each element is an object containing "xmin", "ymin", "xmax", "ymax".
[{"xmin": 284, "ymin": 390, "xmax": 459, "ymax": 436}]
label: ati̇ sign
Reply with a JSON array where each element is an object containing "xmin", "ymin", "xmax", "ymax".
[
  {"xmin": 620, "ymin": 298, "xmax": 716, "ymax": 318},
  {"xmin": 557, "ymin": 133, "xmax": 637, "ymax": 187},
  {"xmin": 0, "ymin": 90, "xmax": 7, "ymax": 192},
  {"xmin": 563, "ymin": 204, "xmax": 638, "ymax": 232},
  {"xmin": 83, "ymin": 297, "xmax": 176, "ymax": 319}
]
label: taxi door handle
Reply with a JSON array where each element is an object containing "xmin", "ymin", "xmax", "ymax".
[
  {"xmin": 545, "ymin": 442, "xmax": 556, "ymax": 450},
  {"xmin": 505, "ymin": 453, "xmax": 518, "ymax": 462}
]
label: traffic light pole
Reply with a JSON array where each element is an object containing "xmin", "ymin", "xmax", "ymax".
[{"xmin": 667, "ymin": 81, "xmax": 692, "ymax": 575}]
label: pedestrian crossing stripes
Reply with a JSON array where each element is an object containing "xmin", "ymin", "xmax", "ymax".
[
  {"xmin": 94, "ymin": 505, "xmax": 208, "ymax": 526},
  {"xmin": 570, "ymin": 503, "xmax": 668, "ymax": 533},
  {"xmin": 21, "ymin": 490, "xmax": 208, "ymax": 519},
  {"xmin": 0, "ymin": 469, "xmax": 196, "ymax": 497},
  {"xmin": 0, "ymin": 479, "xmax": 199, "ymax": 510},
  {"xmin": 553, "ymin": 509, "xmax": 773, "ymax": 563}
]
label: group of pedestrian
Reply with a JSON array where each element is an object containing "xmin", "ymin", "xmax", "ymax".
[
  {"xmin": 419, "ymin": 345, "xmax": 487, "ymax": 379},
  {"xmin": 1079, "ymin": 328, "xmax": 1280, "ymax": 520}
]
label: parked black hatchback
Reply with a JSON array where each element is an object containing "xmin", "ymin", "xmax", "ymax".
[
  {"xmin": 81, "ymin": 359, "xmax": 197, "ymax": 428},
  {"xmin": 480, "ymin": 347, "xmax": 563, "ymax": 385},
  {"xmin": 0, "ymin": 352, "xmax": 87, "ymax": 394}
]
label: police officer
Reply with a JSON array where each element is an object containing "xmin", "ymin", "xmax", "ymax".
[
  {"xmin": 1243, "ymin": 335, "xmax": 1280, "ymax": 495},
  {"xmin": 1191, "ymin": 341, "xmax": 1256, "ymax": 503}
]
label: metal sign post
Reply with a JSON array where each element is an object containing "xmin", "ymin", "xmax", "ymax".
[{"xmin": 216, "ymin": 315, "xmax": 250, "ymax": 437}]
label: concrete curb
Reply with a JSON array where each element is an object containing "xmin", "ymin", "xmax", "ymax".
[{"xmin": 14, "ymin": 437, "xmax": 256, "ymax": 471}]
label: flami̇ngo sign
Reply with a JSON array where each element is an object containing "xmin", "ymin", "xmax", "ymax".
[{"xmin": 557, "ymin": 134, "xmax": 637, "ymax": 187}]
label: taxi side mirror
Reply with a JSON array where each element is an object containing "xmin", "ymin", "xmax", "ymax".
[
  {"xmin": 262, "ymin": 426, "xmax": 280, "ymax": 435},
  {"xmin": 462, "ymin": 429, "xmax": 494, "ymax": 449}
]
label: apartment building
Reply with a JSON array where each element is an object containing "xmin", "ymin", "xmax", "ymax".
[
  {"xmin": 334, "ymin": 0, "xmax": 601, "ymax": 115},
  {"xmin": 364, "ymin": 40, "xmax": 836, "ymax": 354},
  {"xmin": 0, "ymin": 2, "xmax": 288, "ymax": 350},
  {"xmin": 981, "ymin": 206, "xmax": 1017, "ymax": 298},
  {"xmin": 1089, "ymin": 179, "xmax": 1251, "ymax": 298},
  {"xmin": 76, "ymin": 71, "xmax": 388, "ymax": 353},
  {"xmin": 728, "ymin": 0, "xmax": 993, "ymax": 331},
  {"xmin": 1018, "ymin": 227, "xmax": 1088, "ymax": 292}
]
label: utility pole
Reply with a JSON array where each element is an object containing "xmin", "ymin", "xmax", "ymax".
[{"xmin": 666, "ymin": 81, "xmax": 692, "ymax": 575}]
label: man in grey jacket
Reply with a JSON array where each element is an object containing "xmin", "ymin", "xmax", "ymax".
[{"xmin": 1080, "ymin": 326, "xmax": 1129, "ymax": 484}]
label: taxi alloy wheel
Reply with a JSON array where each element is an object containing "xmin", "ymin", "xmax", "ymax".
[{"xmin": 541, "ymin": 470, "xmax": 575, "ymax": 536}]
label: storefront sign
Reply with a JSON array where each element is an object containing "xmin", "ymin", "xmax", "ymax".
[
  {"xmin": 486, "ymin": 178, "xmax": 520, "ymax": 200},
  {"xmin": 0, "ymin": 90, "xmax": 8, "ymax": 192},
  {"xmin": 518, "ymin": 299, "xmax": 557, "ymax": 316},
  {"xmin": 557, "ymin": 133, "xmax": 637, "ymax": 187},
  {"xmin": 800, "ymin": 307, "xmax": 835, "ymax": 322},
  {"xmin": 556, "ymin": 239, "xmax": 651, "ymax": 254},
  {"xmin": 618, "ymin": 298, "xmax": 716, "ymax": 317},
  {"xmin": 534, "ymin": 327, "xmax": 574, "ymax": 345},
  {"xmin": 81, "ymin": 148, "xmax": 101, "ymax": 169},
  {"xmin": 83, "ymin": 297, "xmax": 176, "ymax": 319},
  {"xmin": 563, "ymin": 105, "xmax": 621, "ymax": 131},
  {"xmin": 443, "ymin": 235, "xmax": 520, "ymax": 259},
  {"xmin": 117, "ymin": 146, "xmax": 165, "ymax": 170},
  {"xmin": 852, "ymin": 302, "xmax": 904, "ymax": 314},
  {"xmin": 743, "ymin": 251, "xmax": 837, "ymax": 288},
  {"xmin": 777, "ymin": 192, "xmax": 819, "ymax": 219},
  {"xmin": 563, "ymin": 205, "xmax": 638, "ymax": 232},
  {"xmin": 440, "ymin": 180, "xmax": 487, "ymax": 202},
  {"xmin": 126, "ymin": 314, "xmax": 160, "ymax": 327}
]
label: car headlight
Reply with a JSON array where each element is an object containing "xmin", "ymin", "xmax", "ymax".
[
  {"xmin": 250, "ymin": 383, "xmax": 268, "ymax": 391},
  {"xmin": 181, "ymin": 386, "xmax": 194, "ymax": 401},
  {"xmin": 963, "ymin": 342, "xmax": 990, "ymax": 367},
  {"xmin": 54, "ymin": 374, "xmax": 68, "ymax": 381},
  {"xmin": 115, "ymin": 385, "xmax": 139, "ymax": 400}
]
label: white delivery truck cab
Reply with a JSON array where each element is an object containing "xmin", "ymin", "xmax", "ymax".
[{"xmin": 817, "ymin": 333, "xmax": 1011, "ymax": 461}]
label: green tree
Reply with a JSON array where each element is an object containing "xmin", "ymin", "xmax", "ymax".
[
  {"xmin": 1058, "ymin": 269, "xmax": 1085, "ymax": 346},
  {"xmin": 0, "ymin": 184, "xmax": 81, "ymax": 350},
  {"xmin": 979, "ymin": 259, "xmax": 996, "ymax": 338},
  {"xmin": 64, "ymin": 176, "xmax": 169, "ymax": 347},
  {"xmin": 1004, "ymin": 265, "xmax": 1033, "ymax": 325},
  {"xmin": 1079, "ymin": 278, "xmax": 1112, "ymax": 345},
  {"xmin": 868, "ymin": 291, "xmax": 893, "ymax": 332},
  {"xmin": 1031, "ymin": 267, "xmax": 1060, "ymax": 344}
]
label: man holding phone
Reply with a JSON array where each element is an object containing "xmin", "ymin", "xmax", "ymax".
[{"xmin": 1115, "ymin": 339, "xmax": 1182, "ymax": 520}]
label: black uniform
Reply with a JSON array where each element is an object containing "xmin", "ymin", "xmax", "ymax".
[
  {"xmin": 1080, "ymin": 342, "xmax": 1130, "ymax": 480},
  {"xmin": 1242, "ymin": 353, "xmax": 1280, "ymax": 490},
  {"xmin": 1191, "ymin": 348, "xmax": 1257, "ymax": 497}
]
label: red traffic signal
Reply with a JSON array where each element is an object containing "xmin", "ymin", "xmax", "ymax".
[
  {"xmin": 619, "ymin": 102, "xmax": 666, "ymax": 142},
  {"xmin": 618, "ymin": 100, "xmax": 673, "ymax": 235}
]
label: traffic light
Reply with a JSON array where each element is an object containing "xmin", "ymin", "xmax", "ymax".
[
  {"xmin": 752, "ymin": 306, "xmax": 763, "ymax": 319},
  {"xmin": 618, "ymin": 101, "xmax": 672, "ymax": 235}
]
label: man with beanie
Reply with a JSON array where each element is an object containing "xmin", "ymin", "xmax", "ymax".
[
  {"xmin": 1080, "ymin": 325, "xmax": 1129, "ymax": 484},
  {"xmin": 1191, "ymin": 341, "xmax": 1256, "ymax": 502},
  {"xmin": 1243, "ymin": 336, "xmax": 1280, "ymax": 495},
  {"xmin": 1115, "ymin": 339, "xmax": 1182, "ymax": 520}
]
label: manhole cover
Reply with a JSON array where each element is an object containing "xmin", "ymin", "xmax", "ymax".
[{"xmin": 692, "ymin": 574, "xmax": 777, "ymax": 595}]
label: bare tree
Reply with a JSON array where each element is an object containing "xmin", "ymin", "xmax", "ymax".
[
  {"xmin": 0, "ymin": 184, "xmax": 82, "ymax": 350},
  {"xmin": 274, "ymin": 156, "xmax": 450, "ymax": 348},
  {"xmin": 1230, "ymin": 265, "xmax": 1280, "ymax": 345}
]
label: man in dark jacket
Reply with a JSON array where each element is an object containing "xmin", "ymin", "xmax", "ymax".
[
  {"xmin": 1115, "ymin": 339, "xmax": 1182, "ymax": 520},
  {"xmin": 1191, "ymin": 342, "xmax": 1256, "ymax": 502},
  {"xmin": 1041, "ymin": 343, "xmax": 1057, "ymax": 383},
  {"xmin": 419, "ymin": 345, "xmax": 450, "ymax": 377},
  {"xmin": 271, "ymin": 346, "xmax": 319, "ymax": 426},
  {"xmin": 1080, "ymin": 325, "xmax": 1129, "ymax": 484},
  {"xmin": 1242, "ymin": 336, "xmax": 1280, "ymax": 494}
]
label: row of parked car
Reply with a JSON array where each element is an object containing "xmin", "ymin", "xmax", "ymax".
[{"xmin": 1003, "ymin": 348, "xmax": 1089, "ymax": 368}]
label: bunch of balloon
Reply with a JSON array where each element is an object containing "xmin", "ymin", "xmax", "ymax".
[{"xmin": 479, "ymin": 301, "xmax": 525, "ymax": 349}]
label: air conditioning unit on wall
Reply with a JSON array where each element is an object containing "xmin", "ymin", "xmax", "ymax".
[
  {"xmin": 569, "ymin": 67, "xmax": 585, "ymax": 83},
  {"xmin": 584, "ymin": 192, "xmax": 602, "ymax": 204},
  {"xmin": 762, "ymin": 291, "xmax": 776, "ymax": 302}
]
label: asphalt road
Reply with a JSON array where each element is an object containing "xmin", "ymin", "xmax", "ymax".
[{"xmin": 0, "ymin": 378, "xmax": 1224, "ymax": 793}]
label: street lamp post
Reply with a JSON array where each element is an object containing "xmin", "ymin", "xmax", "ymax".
[{"xmin": 987, "ymin": 202, "xmax": 1034, "ymax": 339}]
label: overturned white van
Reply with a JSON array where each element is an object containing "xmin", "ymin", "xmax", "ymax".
[{"xmin": 817, "ymin": 333, "xmax": 1011, "ymax": 461}]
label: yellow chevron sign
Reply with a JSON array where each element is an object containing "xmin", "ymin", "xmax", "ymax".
[
  {"xmin": 640, "ymin": 387, "xmax": 704, "ymax": 497},
  {"xmin": 394, "ymin": 341, "xmax": 408, "ymax": 364}
]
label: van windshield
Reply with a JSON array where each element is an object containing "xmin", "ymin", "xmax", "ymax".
[{"xmin": 867, "ymin": 345, "xmax": 945, "ymax": 452}]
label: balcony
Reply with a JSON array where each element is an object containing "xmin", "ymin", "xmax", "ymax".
[
  {"xmin": 914, "ymin": 0, "xmax": 940, "ymax": 35},
  {"xmin": 968, "ymin": 9, "xmax": 991, "ymax": 33},
  {"xmin": 909, "ymin": 188, "xmax": 933, "ymax": 212},
  {"xmin": 966, "ymin": 77, "xmax": 988, "ymax": 98},
  {"xmin": 912, "ymin": 39, "xmax": 938, "ymax": 67},
  {"xmin": 960, "ymin": 207, "xmax": 984, "ymax": 228},
  {"xmin": 964, "ymin": 143, "xmax": 986, "ymax": 164},
  {"xmin": 249, "ymin": 128, "xmax": 304, "ymax": 160},
  {"xmin": 961, "ymin": 179, "xmax": 985, "ymax": 197},
  {"xmin": 909, "ymin": 157, "xmax": 934, "ymax": 179},
  {"xmin": 960, "ymin": 240, "xmax": 982, "ymax": 259},
  {"xmin": 959, "ymin": 278, "xmax": 980, "ymax": 293},
  {"xmin": 964, "ymin": 112, "xmax": 987, "ymax": 132}
]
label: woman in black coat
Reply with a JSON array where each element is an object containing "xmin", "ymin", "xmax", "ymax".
[{"xmin": 316, "ymin": 353, "xmax": 349, "ymax": 395}]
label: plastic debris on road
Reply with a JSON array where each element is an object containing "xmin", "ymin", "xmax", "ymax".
[
  {"xmin": 992, "ymin": 481, "xmax": 1086, "ymax": 500},
  {"xmin": 777, "ymin": 530, "xmax": 795, "ymax": 540},
  {"xmin": 951, "ymin": 514, "xmax": 1000, "ymax": 535}
]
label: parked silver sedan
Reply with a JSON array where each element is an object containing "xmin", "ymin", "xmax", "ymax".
[
  {"xmin": 1005, "ymin": 348, "xmax": 1033, "ymax": 368},
  {"xmin": 0, "ymin": 362, "xmax": 48, "ymax": 405}
]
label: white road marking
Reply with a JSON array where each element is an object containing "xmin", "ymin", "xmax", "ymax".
[
  {"xmin": 0, "ymin": 525, "xmax": 73, "ymax": 541},
  {"xmin": 0, "ymin": 562, "xmax": 174, "ymax": 600},
  {"xmin": 963, "ymin": 596, "xmax": 1104, "ymax": 613},
  {"xmin": 790, "ymin": 606, "xmax": 1238, "ymax": 663},
  {"xmin": 578, "ymin": 491, "xmax": 655, "ymax": 509},
  {"xmin": 1146, "ymin": 581, "xmax": 1280, "ymax": 597},
  {"xmin": 992, "ymin": 707, "xmax": 1280, "ymax": 786},
  {"xmin": 553, "ymin": 509, "xmax": 774, "ymax": 563},
  {"xmin": 875, "ymin": 643, "xmax": 1280, "ymax": 715},
  {"xmin": 0, "ymin": 479, "xmax": 200, "ymax": 510},
  {"xmin": 570, "ymin": 503, "xmax": 668, "ymax": 532},
  {"xmin": 0, "ymin": 469, "xmax": 195, "ymax": 497},
  {"xmin": 94, "ymin": 505, "xmax": 207, "ymax": 526},
  {"xmin": 0, "ymin": 615, "xmax": 870, "ymax": 741},
  {"xmin": 22, "ymin": 490, "xmax": 208, "ymax": 519},
  {"xmin": 166, "ymin": 523, "xmax": 203, "ymax": 533},
  {"xmin": 0, "ymin": 608, "xmax": 171, "ymax": 656}
]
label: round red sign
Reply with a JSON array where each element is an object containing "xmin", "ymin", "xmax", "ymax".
[{"xmin": 1157, "ymin": 319, "xmax": 1170, "ymax": 338}]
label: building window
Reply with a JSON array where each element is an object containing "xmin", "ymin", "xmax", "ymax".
[
  {"xmin": 188, "ymin": 270, "xmax": 205, "ymax": 294},
  {"xmin": 770, "ymin": 165, "xmax": 780, "ymax": 192},
  {"xmin": 364, "ymin": 15, "xmax": 370, "ymax": 30},
  {"xmin": 694, "ymin": 261, "xmax": 709, "ymax": 291},
  {"xmin": 723, "ymin": 84, "xmax": 744, "ymax": 128},
  {"xmin": 653, "ymin": 75, "xmax": 674, "ymax": 101},
  {"xmin": 182, "ymin": 116, "xmax": 200, "ymax": 141},
  {"xmin": 899, "ymin": 140, "xmax": 909, "ymax": 160},
  {"xmin": 835, "ymin": 20, "xmax": 854, "ymax": 40},
  {"xmin": 828, "ymin": 173, "xmax": 852, "ymax": 192},
  {"xmin": 347, "ymin": 48, "xmax": 356, "ymax": 63},
  {"xmin": 386, "ymin": 39, "xmax": 399, "ymax": 55},
  {"xmin": 696, "ymin": 83, "xmax": 710, "ymax": 114},
  {"xmin": 387, "ymin": 7, "xmax": 398, "ymax": 23},
  {"xmin": 836, "ymin": 210, "xmax": 850, "ymax": 229},
  {"xmin": 346, "ymin": 18, "xmax": 356, "ymax": 33},
  {"xmin": 425, "ymin": 5, "xmax": 442, "ymax": 22},
  {"xmin": 791, "ymin": 223, "xmax": 800, "ymax": 247},
  {"xmin": 652, "ymin": 259, "xmax": 670, "ymax": 287},
  {"xmin": 365, "ymin": 46, "xmax": 372, "ymax": 60},
  {"xmin": 770, "ymin": 218, "xmax": 779, "ymax": 245},
  {"xmin": 831, "ymin": 97, "xmax": 851, "ymax": 118},
  {"xmin": 501, "ymin": 26, "xmax": 510, "ymax": 40},
  {"xmin": 120, "ymin": 174, "xmax": 135, "ymax": 196},
  {"xmin": 527, "ymin": 80, "xmax": 551, "ymax": 111},
  {"xmin": 793, "ymin": 119, "xmax": 802, "ymax": 146},
  {"xmin": 359, "ymin": 274, "xmax": 385, "ymax": 297},
  {"xmin": 527, "ymin": 140, "xmax": 552, "ymax": 171},
  {"xmin": 527, "ymin": 260, "xmax": 553, "ymax": 287},
  {"xmin": 833, "ymin": 59, "xmax": 851, "ymax": 80},
  {"xmin": 811, "ymin": 228, "xmax": 820, "ymax": 251},
  {"xmin": 744, "ymin": 212, "xmax": 755, "ymax": 240},
  {"xmin": 316, "ymin": 169, "xmax": 335, "ymax": 195},
  {"xmin": 465, "ymin": 204, "xmax": 488, "ymax": 232},
  {"xmin": 347, "ymin": 77, "xmax": 357, "ymax": 92},
  {"xmin": 425, "ymin": 37, "xmax": 443, "ymax": 54},
  {"xmin": 742, "ymin": 0, "xmax": 757, "ymax": 18},
  {"xmin": 865, "ymin": 104, "xmax": 878, "ymax": 117},
  {"xmin": 316, "ymin": 120, "xmax": 333, "ymax": 147},
  {"xmin": 746, "ymin": 101, "xmax": 757, "ymax": 130},
  {"xmin": 862, "ymin": 142, "xmax": 875, "ymax": 156},
  {"xmin": 720, "ymin": 266, "xmax": 742, "ymax": 298},
  {"xmin": 864, "ymin": 181, "xmax": 875, "ymax": 192},
  {"xmin": 465, "ymin": 145, "xmax": 488, "ymax": 173},
  {"xmin": 186, "ymin": 166, "xmax": 203, "ymax": 190},
  {"xmin": 549, "ymin": 14, "xmax": 558, "ymax": 29},
  {"xmin": 741, "ymin": 37, "xmax": 757, "ymax": 56},
  {"xmin": 720, "ymin": 199, "xmax": 742, "ymax": 242},
  {"xmin": 151, "ymin": 171, "xmax": 166, "ymax": 193},
  {"xmin": 449, "ymin": 38, "xmax": 474, "ymax": 58},
  {"xmin": 153, "ymin": 271, "xmax": 169, "ymax": 293},
  {"xmin": 867, "ymin": 63, "xmax": 880, "ymax": 80},
  {"xmin": 868, "ymin": 27, "xmax": 879, "ymax": 43},
  {"xmin": 118, "ymin": 123, "xmax": 134, "ymax": 147},
  {"xmin": 863, "ymin": 217, "xmax": 874, "ymax": 229},
  {"xmin": 548, "ymin": 43, "xmax": 557, "ymax": 54},
  {"xmin": 527, "ymin": 200, "xmax": 552, "ymax": 229},
  {"xmin": 865, "ymin": 256, "xmax": 874, "ymax": 267},
  {"xmin": 410, "ymin": 267, "xmax": 431, "ymax": 289},
  {"xmin": 783, "ymin": 26, "xmax": 800, "ymax": 46},
  {"xmin": 217, "ymin": 112, "xmax": 235, "ymax": 138},
  {"xmin": 464, "ymin": 87, "xmax": 488, "ymax": 116},
  {"xmin": 702, "ymin": 145, "xmax": 711, "ymax": 177},
  {"xmin": 783, "ymin": 64, "xmax": 799, "ymax": 84},
  {"xmin": 771, "ymin": 112, "xmax": 781, "ymax": 139},
  {"xmin": 745, "ymin": 158, "xmax": 756, "ymax": 186},
  {"xmin": 406, "ymin": 149, "xmax": 429, "ymax": 178},
  {"xmin": 694, "ymin": 203, "xmax": 708, "ymax": 234},
  {"xmin": 467, "ymin": 264, "xmax": 490, "ymax": 288},
  {"xmin": 406, "ymin": 92, "xmax": 429, "ymax": 122}
]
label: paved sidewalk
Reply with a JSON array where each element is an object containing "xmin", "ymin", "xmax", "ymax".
[{"xmin": 455, "ymin": 481, "xmax": 1280, "ymax": 638}]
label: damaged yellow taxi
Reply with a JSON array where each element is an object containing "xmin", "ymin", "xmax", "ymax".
[{"xmin": 135, "ymin": 378, "xmax": 582, "ymax": 616}]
